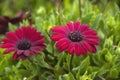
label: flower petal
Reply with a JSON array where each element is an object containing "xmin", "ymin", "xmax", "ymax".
[
  {"xmin": 68, "ymin": 43, "xmax": 75, "ymax": 54},
  {"xmin": 86, "ymin": 39, "xmax": 99, "ymax": 45},
  {"xmin": 33, "ymin": 39, "xmax": 45, "ymax": 46},
  {"xmin": 67, "ymin": 22, "xmax": 74, "ymax": 31},
  {"xmin": 16, "ymin": 50, "xmax": 24, "ymax": 55},
  {"xmin": 51, "ymin": 26, "xmax": 67, "ymax": 34},
  {"xmin": 56, "ymin": 38, "xmax": 70, "ymax": 48},
  {"xmin": 80, "ymin": 24, "xmax": 89, "ymax": 32},
  {"xmin": 6, "ymin": 32, "xmax": 19, "ymax": 41},
  {"xmin": 82, "ymin": 30, "xmax": 97, "ymax": 35},
  {"xmin": 73, "ymin": 21, "xmax": 81, "ymax": 31},
  {"xmin": 81, "ymin": 41, "xmax": 94, "ymax": 53},
  {"xmin": 2, "ymin": 38, "xmax": 13, "ymax": 43},
  {"xmin": 1, "ymin": 43, "xmax": 14, "ymax": 48},
  {"xmin": 3, "ymin": 48, "xmax": 15, "ymax": 54},
  {"xmin": 12, "ymin": 53, "xmax": 19, "ymax": 60},
  {"xmin": 21, "ymin": 55, "xmax": 27, "ymax": 60},
  {"xmin": 75, "ymin": 43, "xmax": 87, "ymax": 56},
  {"xmin": 90, "ymin": 45, "xmax": 97, "ymax": 53},
  {"xmin": 24, "ymin": 50, "xmax": 30, "ymax": 56},
  {"xmin": 57, "ymin": 41, "xmax": 70, "ymax": 52},
  {"xmin": 84, "ymin": 35, "xmax": 99, "ymax": 40},
  {"xmin": 51, "ymin": 33, "xmax": 65, "ymax": 41}
]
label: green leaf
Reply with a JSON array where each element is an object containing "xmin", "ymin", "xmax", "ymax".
[
  {"xmin": 92, "ymin": 13, "xmax": 102, "ymax": 29},
  {"xmin": 108, "ymin": 68, "xmax": 119, "ymax": 79},
  {"xmin": 62, "ymin": 73, "xmax": 75, "ymax": 80},
  {"xmin": 103, "ymin": 37, "xmax": 113, "ymax": 48},
  {"xmin": 81, "ymin": 13, "xmax": 93, "ymax": 23},
  {"xmin": 105, "ymin": 52, "xmax": 113, "ymax": 62},
  {"xmin": 8, "ymin": 23, "xmax": 17, "ymax": 31},
  {"xmin": 76, "ymin": 56, "xmax": 90, "ymax": 79}
]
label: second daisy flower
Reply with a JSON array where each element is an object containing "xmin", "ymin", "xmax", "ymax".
[{"xmin": 50, "ymin": 21, "xmax": 99, "ymax": 56}]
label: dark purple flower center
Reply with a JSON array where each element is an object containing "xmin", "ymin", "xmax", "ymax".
[
  {"xmin": 17, "ymin": 40, "xmax": 31, "ymax": 50},
  {"xmin": 68, "ymin": 32, "xmax": 83, "ymax": 42}
]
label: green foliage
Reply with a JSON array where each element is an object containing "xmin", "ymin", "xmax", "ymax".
[{"xmin": 0, "ymin": 0, "xmax": 120, "ymax": 80}]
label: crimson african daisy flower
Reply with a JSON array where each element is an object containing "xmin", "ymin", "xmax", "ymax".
[
  {"xmin": 0, "ymin": 11, "xmax": 24, "ymax": 34},
  {"xmin": 50, "ymin": 21, "xmax": 99, "ymax": 56},
  {"xmin": 1, "ymin": 26, "xmax": 46, "ymax": 60}
]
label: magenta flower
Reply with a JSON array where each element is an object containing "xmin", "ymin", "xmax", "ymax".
[
  {"xmin": 0, "ymin": 16, "xmax": 10, "ymax": 34},
  {"xmin": 1, "ymin": 26, "xmax": 46, "ymax": 60},
  {"xmin": 50, "ymin": 21, "xmax": 99, "ymax": 56},
  {"xmin": 9, "ymin": 11, "xmax": 24, "ymax": 24},
  {"xmin": 0, "ymin": 11, "xmax": 24, "ymax": 34}
]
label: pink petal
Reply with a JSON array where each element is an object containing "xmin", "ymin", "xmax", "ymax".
[
  {"xmin": 82, "ymin": 30, "xmax": 97, "ymax": 35},
  {"xmin": 73, "ymin": 21, "xmax": 81, "ymax": 31},
  {"xmin": 86, "ymin": 39, "xmax": 99, "ymax": 45},
  {"xmin": 16, "ymin": 50, "xmax": 24, "ymax": 55},
  {"xmin": 15, "ymin": 28, "xmax": 24, "ymax": 39},
  {"xmin": 12, "ymin": 53, "xmax": 19, "ymax": 60},
  {"xmin": 79, "ymin": 45, "xmax": 87, "ymax": 56},
  {"xmin": 30, "ymin": 31, "xmax": 40, "ymax": 39},
  {"xmin": 51, "ymin": 34, "xmax": 65, "ymax": 41},
  {"xmin": 68, "ymin": 43, "xmax": 75, "ymax": 54},
  {"xmin": 74, "ymin": 43, "xmax": 87, "ymax": 56},
  {"xmin": 29, "ymin": 33, "xmax": 44, "ymax": 41},
  {"xmin": 81, "ymin": 41, "xmax": 93, "ymax": 52},
  {"xmin": 1, "ymin": 43, "xmax": 14, "ymax": 48},
  {"xmin": 2, "ymin": 38, "xmax": 13, "ymax": 43},
  {"xmin": 80, "ymin": 24, "xmax": 89, "ymax": 32},
  {"xmin": 33, "ymin": 39, "xmax": 45, "ymax": 45},
  {"xmin": 84, "ymin": 35, "xmax": 99, "ymax": 40},
  {"xmin": 57, "ymin": 41, "xmax": 70, "ymax": 52},
  {"xmin": 67, "ymin": 22, "xmax": 74, "ymax": 31},
  {"xmin": 74, "ymin": 44, "xmax": 81, "ymax": 56},
  {"xmin": 6, "ymin": 32, "xmax": 19, "ymax": 41},
  {"xmin": 21, "ymin": 55, "xmax": 27, "ymax": 60},
  {"xmin": 90, "ymin": 45, "xmax": 96, "ymax": 53},
  {"xmin": 30, "ymin": 46, "xmax": 45, "ymax": 53},
  {"xmin": 56, "ymin": 38, "xmax": 70, "ymax": 48},
  {"xmin": 51, "ymin": 26, "xmax": 67, "ymax": 34},
  {"xmin": 3, "ymin": 48, "xmax": 15, "ymax": 54},
  {"xmin": 24, "ymin": 50, "xmax": 30, "ymax": 56}
]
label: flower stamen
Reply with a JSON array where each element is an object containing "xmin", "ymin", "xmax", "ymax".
[
  {"xmin": 68, "ymin": 32, "xmax": 83, "ymax": 42},
  {"xmin": 17, "ymin": 40, "xmax": 31, "ymax": 50}
]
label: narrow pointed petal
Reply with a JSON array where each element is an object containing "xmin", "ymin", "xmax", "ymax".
[
  {"xmin": 12, "ymin": 53, "xmax": 19, "ymax": 60},
  {"xmin": 21, "ymin": 55, "xmax": 27, "ymax": 60},
  {"xmin": 67, "ymin": 22, "xmax": 74, "ymax": 31},
  {"xmin": 73, "ymin": 21, "xmax": 81, "ymax": 31},
  {"xmin": 3, "ymin": 48, "xmax": 15, "ymax": 54}
]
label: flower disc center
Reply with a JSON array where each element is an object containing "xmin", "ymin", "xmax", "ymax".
[
  {"xmin": 17, "ymin": 40, "xmax": 31, "ymax": 50},
  {"xmin": 69, "ymin": 32, "xmax": 83, "ymax": 42}
]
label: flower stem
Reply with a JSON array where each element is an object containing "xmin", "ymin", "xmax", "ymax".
[
  {"xmin": 57, "ymin": 0, "xmax": 62, "ymax": 24},
  {"xmin": 69, "ymin": 55, "xmax": 77, "ymax": 80},
  {"xmin": 51, "ymin": 41, "xmax": 55, "ymax": 55},
  {"xmin": 102, "ymin": 0, "xmax": 110, "ymax": 13},
  {"xmin": 69, "ymin": 54, "xmax": 74, "ymax": 72},
  {"xmin": 58, "ymin": 0, "xmax": 62, "ymax": 14},
  {"xmin": 28, "ymin": 57, "xmax": 35, "ymax": 65},
  {"xmin": 78, "ymin": 0, "xmax": 82, "ymax": 18}
]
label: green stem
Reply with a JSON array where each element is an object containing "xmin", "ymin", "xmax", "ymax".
[
  {"xmin": 102, "ymin": 0, "xmax": 110, "ymax": 13},
  {"xmin": 58, "ymin": 0, "xmax": 62, "ymax": 14},
  {"xmin": 57, "ymin": 0, "xmax": 62, "ymax": 24},
  {"xmin": 69, "ymin": 55, "xmax": 77, "ymax": 80},
  {"xmin": 28, "ymin": 57, "xmax": 35, "ymax": 65},
  {"xmin": 51, "ymin": 41, "xmax": 55, "ymax": 55},
  {"xmin": 69, "ymin": 55, "xmax": 74, "ymax": 72},
  {"xmin": 78, "ymin": 0, "xmax": 82, "ymax": 18}
]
